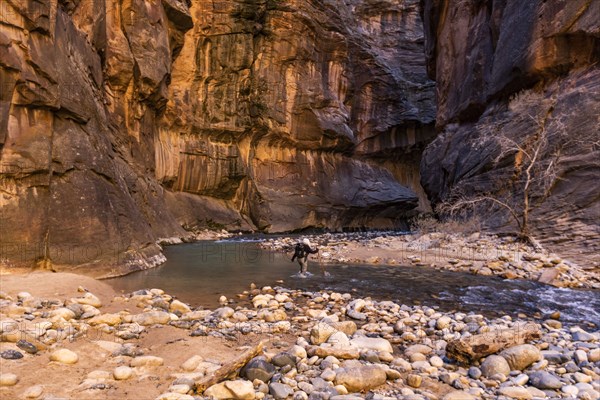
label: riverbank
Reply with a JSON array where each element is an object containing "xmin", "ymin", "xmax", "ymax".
[
  {"xmin": 1, "ymin": 273, "xmax": 598, "ymax": 399},
  {"xmin": 259, "ymin": 232, "xmax": 600, "ymax": 289}
]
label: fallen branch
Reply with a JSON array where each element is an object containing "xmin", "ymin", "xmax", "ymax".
[
  {"xmin": 195, "ymin": 339, "xmax": 267, "ymax": 393},
  {"xmin": 446, "ymin": 322, "xmax": 541, "ymax": 365}
]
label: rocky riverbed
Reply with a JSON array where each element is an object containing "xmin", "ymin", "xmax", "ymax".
[
  {"xmin": 1, "ymin": 272, "xmax": 598, "ymax": 400},
  {"xmin": 259, "ymin": 233, "xmax": 600, "ymax": 289}
]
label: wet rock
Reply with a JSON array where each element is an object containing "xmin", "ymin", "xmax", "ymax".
[
  {"xmin": 528, "ymin": 371, "xmax": 563, "ymax": 390},
  {"xmin": 481, "ymin": 355, "xmax": 510, "ymax": 378},
  {"xmin": 334, "ymin": 365, "xmax": 387, "ymax": 392},
  {"xmin": 270, "ymin": 382, "xmax": 294, "ymax": 399},
  {"xmin": 50, "ymin": 349, "xmax": 78, "ymax": 364},
  {"xmin": 500, "ymin": 344, "xmax": 541, "ymax": 370},
  {"xmin": 242, "ymin": 358, "xmax": 276, "ymax": 383},
  {"xmin": 1, "ymin": 349, "xmax": 23, "ymax": 360}
]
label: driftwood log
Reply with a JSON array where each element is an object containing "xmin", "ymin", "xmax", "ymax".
[
  {"xmin": 447, "ymin": 322, "xmax": 541, "ymax": 365},
  {"xmin": 195, "ymin": 340, "xmax": 266, "ymax": 393}
]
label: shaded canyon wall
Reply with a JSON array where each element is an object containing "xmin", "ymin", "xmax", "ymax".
[{"xmin": 420, "ymin": 0, "xmax": 600, "ymax": 262}]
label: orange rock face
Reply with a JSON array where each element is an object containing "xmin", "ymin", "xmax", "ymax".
[{"xmin": 0, "ymin": 0, "xmax": 435, "ymax": 273}]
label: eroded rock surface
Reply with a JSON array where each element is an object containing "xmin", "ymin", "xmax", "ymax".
[
  {"xmin": 0, "ymin": 0, "xmax": 435, "ymax": 273},
  {"xmin": 420, "ymin": 0, "xmax": 600, "ymax": 262}
]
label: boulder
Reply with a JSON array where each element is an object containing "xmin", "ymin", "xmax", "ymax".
[
  {"xmin": 242, "ymin": 357, "xmax": 276, "ymax": 383},
  {"xmin": 481, "ymin": 355, "xmax": 510, "ymax": 378},
  {"xmin": 500, "ymin": 344, "xmax": 541, "ymax": 371}
]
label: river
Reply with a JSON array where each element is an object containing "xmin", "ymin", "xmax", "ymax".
[{"xmin": 107, "ymin": 239, "xmax": 600, "ymax": 328}]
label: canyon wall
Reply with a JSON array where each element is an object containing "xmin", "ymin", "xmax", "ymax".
[
  {"xmin": 0, "ymin": 0, "xmax": 435, "ymax": 274},
  {"xmin": 420, "ymin": 0, "xmax": 600, "ymax": 262}
]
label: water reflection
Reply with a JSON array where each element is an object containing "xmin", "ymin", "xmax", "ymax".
[{"xmin": 107, "ymin": 241, "xmax": 600, "ymax": 327}]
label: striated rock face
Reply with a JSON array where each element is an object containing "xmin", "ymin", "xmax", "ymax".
[
  {"xmin": 0, "ymin": 0, "xmax": 434, "ymax": 273},
  {"xmin": 420, "ymin": 0, "xmax": 600, "ymax": 261}
]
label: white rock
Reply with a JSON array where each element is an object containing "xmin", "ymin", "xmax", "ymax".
[
  {"xmin": 442, "ymin": 391, "xmax": 476, "ymax": 400},
  {"xmin": 113, "ymin": 366, "xmax": 133, "ymax": 380},
  {"xmin": 349, "ymin": 336, "xmax": 393, "ymax": 353},
  {"xmin": 73, "ymin": 292, "xmax": 102, "ymax": 307},
  {"xmin": 130, "ymin": 356, "xmax": 164, "ymax": 367},
  {"xmin": 574, "ymin": 350, "xmax": 588, "ymax": 364},
  {"xmin": 205, "ymin": 380, "xmax": 255, "ymax": 399},
  {"xmin": 328, "ymin": 331, "xmax": 350, "ymax": 348},
  {"xmin": 430, "ymin": 356, "xmax": 444, "ymax": 368},
  {"xmin": 310, "ymin": 322, "xmax": 337, "ymax": 345},
  {"xmin": 50, "ymin": 349, "xmax": 78, "ymax": 364},
  {"xmin": 23, "ymin": 385, "xmax": 44, "ymax": 398},
  {"xmin": 132, "ymin": 311, "xmax": 171, "ymax": 325},
  {"xmin": 436, "ymin": 316, "xmax": 452, "ymax": 329},
  {"xmin": 561, "ymin": 385, "xmax": 579, "ymax": 396},
  {"xmin": 170, "ymin": 300, "xmax": 192, "ymax": 314},
  {"xmin": 498, "ymin": 386, "xmax": 533, "ymax": 399},
  {"xmin": 0, "ymin": 373, "xmax": 18, "ymax": 386},
  {"xmin": 50, "ymin": 308, "xmax": 76, "ymax": 321},
  {"xmin": 289, "ymin": 345, "xmax": 307, "ymax": 360},
  {"xmin": 181, "ymin": 355, "xmax": 204, "ymax": 372}
]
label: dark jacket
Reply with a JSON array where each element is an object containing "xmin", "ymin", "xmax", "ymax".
[{"xmin": 291, "ymin": 243, "xmax": 318, "ymax": 261}]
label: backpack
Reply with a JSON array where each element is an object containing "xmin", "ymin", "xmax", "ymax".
[{"xmin": 294, "ymin": 243, "xmax": 306, "ymax": 258}]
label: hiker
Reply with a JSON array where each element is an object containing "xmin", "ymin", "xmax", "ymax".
[{"xmin": 291, "ymin": 238, "xmax": 319, "ymax": 276}]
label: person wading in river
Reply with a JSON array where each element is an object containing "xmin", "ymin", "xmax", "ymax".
[{"xmin": 291, "ymin": 238, "xmax": 320, "ymax": 277}]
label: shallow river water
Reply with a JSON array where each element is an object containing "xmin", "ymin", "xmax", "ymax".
[{"xmin": 107, "ymin": 239, "xmax": 600, "ymax": 327}]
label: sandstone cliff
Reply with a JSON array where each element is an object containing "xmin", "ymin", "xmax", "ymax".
[
  {"xmin": 420, "ymin": 0, "xmax": 600, "ymax": 262},
  {"xmin": 0, "ymin": 0, "xmax": 435, "ymax": 274}
]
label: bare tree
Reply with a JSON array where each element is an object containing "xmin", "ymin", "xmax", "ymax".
[{"xmin": 439, "ymin": 111, "xmax": 566, "ymax": 251}]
